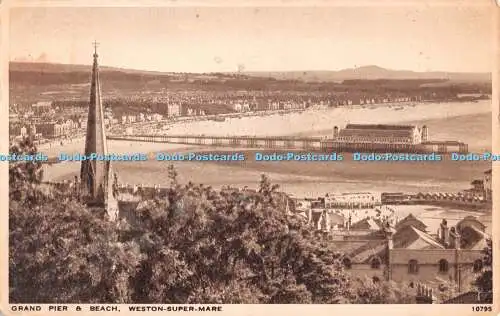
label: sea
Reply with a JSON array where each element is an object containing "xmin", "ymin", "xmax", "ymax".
[{"xmin": 40, "ymin": 100, "xmax": 493, "ymax": 233}]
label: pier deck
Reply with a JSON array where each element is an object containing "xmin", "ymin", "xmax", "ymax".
[{"xmin": 106, "ymin": 134, "xmax": 468, "ymax": 154}]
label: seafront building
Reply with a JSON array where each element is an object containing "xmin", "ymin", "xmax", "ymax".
[{"xmin": 333, "ymin": 124, "xmax": 428, "ymax": 144}]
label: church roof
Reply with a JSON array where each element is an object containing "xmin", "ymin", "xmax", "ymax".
[
  {"xmin": 459, "ymin": 225, "xmax": 489, "ymax": 250},
  {"xmin": 335, "ymin": 214, "xmax": 489, "ymax": 266},
  {"xmin": 395, "ymin": 213, "xmax": 428, "ymax": 231},
  {"xmin": 349, "ymin": 240, "xmax": 387, "ymax": 263},
  {"xmin": 404, "ymin": 226, "xmax": 445, "ymax": 249},
  {"xmin": 333, "ymin": 219, "xmax": 449, "ymax": 264},
  {"xmin": 456, "ymin": 216, "xmax": 486, "ymax": 231},
  {"xmin": 350, "ymin": 217, "xmax": 381, "ymax": 230}
]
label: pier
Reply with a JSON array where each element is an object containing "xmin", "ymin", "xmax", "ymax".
[{"xmin": 107, "ymin": 134, "xmax": 468, "ymax": 154}]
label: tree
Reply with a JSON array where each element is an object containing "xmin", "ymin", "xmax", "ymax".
[
  {"xmin": 9, "ymin": 136, "xmax": 44, "ymax": 202},
  {"xmin": 350, "ymin": 276, "xmax": 416, "ymax": 304},
  {"xmin": 122, "ymin": 173, "xmax": 354, "ymax": 304},
  {"xmin": 474, "ymin": 238, "xmax": 492, "ymax": 303},
  {"xmin": 167, "ymin": 164, "xmax": 178, "ymax": 188},
  {"xmin": 9, "ymin": 137, "xmax": 140, "ymax": 303},
  {"xmin": 268, "ymin": 276, "xmax": 313, "ymax": 304},
  {"xmin": 10, "ymin": 148, "xmax": 408, "ymax": 304}
]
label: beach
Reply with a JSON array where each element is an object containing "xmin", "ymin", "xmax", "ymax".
[
  {"xmin": 39, "ymin": 100, "xmax": 491, "ymax": 154},
  {"xmin": 158, "ymin": 100, "xmax": 490, "ymax": 137},
  {"xmin": 41, "ymin": 100, "xmax": 491, "ymax": 196}
]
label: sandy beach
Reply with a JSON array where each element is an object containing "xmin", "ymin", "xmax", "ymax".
[
  {"xmin": 158, "ymin": 100, "xmax": 490, "ymax": 137},
  {"xmin": 40, "ymin": 99, "xmax": 492, "ymax": 199},
  {"xmin": 39, "ymin": 100, "xmax": 491, "ymax": 157}
]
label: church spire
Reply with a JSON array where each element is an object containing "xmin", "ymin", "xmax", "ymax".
[
  {"xmin": 80, "ymin": 43, "xmax": 117, "ymax": 220},
  {"xmin": 93, "ymin": 40, "xmax": 99, "ymax": 56}
]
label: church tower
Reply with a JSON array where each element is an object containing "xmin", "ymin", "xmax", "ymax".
[{"xmin": 80, "ymin": 42, "xmax": 118, "ymax": 220}]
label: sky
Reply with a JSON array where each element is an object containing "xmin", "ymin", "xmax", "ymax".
[{"xmin": 9, "ymin": 5, "xmax": 494, "ymax": 73}]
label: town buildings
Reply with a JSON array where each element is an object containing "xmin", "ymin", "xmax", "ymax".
[
  {"xmin": 167, "ymin": 103, "xmax": 182, "ymax": 117},
  {"xmin": 33, "ymin": 120, "xmax": 80, "ymax": 138},
  {"xmin": 31, "ymin": 101, "xmax": 53, "ymax": 115}
]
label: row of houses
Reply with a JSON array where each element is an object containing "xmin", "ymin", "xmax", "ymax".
[
  {"xmin": 10, "ymin": 119, "xmax": 81, "ymax": 139},
  {"xmin": 120, "ymin": 113, "xmax": 165, "ymax": 124},
  {"xmin": 101, "ymin": 90, "xmax": 441, "ymax": 117}
]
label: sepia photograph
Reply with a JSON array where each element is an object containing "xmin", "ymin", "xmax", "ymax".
[{"xmin": 5, "ymin": 2, "xmax": 495, "ymax": 308}]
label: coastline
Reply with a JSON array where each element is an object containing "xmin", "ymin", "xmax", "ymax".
[
  {"xmin": 38, "ymin": 99, "xmax": 491, "ymax": 202},
  {"xmin": 38, "ymin": 100, "xmax": 491, "ymax": 156}
]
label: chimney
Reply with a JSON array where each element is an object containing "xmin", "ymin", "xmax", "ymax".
[
  {"xmin": 316, "ymin": 212, "xmax": 322, "ymax": 231},
  {"xmin": 440, "ymin": 219, "xmax": 449, "ymax": 247},
  {"xmin": 384, "ymin": 222, "xmax": 395, "ymax": 250},
  {"xmin": 384, "ymin": 221, "xmax": 396, "ymax": 281},
  {"xmin": 416, "ymin": 283, "xmax": 436, "ymax": 304},
  {"xmin": 449, "ymin": 227, "xmax": 461, "ymax": 250},
  {"xmin": 333, "ymin": 126, "xmax": 339, "ymax": 138},
  {"xmin": 421, "ymin": 125, "xmax": 429, "ymax": 142},
  {"xmin": 324, "ymin": 210, "xmax": 331, "ymax": 232}
]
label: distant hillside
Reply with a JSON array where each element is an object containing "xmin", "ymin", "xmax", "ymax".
[
  {"xmin": 10, "ymin": 62, "xmax": 491, "ymax": 84},
  {"xmin": 243, "ymin": 65, "xmax": 491, "ymax": 83},
  {"xmin": 9, "ymin": 61, "xmax": 256, "ymax": 87},
  {"xmin": 10, "ymin": 61, "xmax": 173, "ymax": 76},
  {"xmin": 9, "ymin": 62, "xmax": 491, "ymax": 104}
]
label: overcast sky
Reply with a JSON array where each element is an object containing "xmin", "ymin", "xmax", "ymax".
[{"xmin": 9, "ymin": 5, "xmax": 494, "ymax": 73}]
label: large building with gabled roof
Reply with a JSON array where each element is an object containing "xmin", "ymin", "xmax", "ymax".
[
  {"xmin": 328, "ymin": 214, "xmax": 489, "ymax": 293},
  {"xmin": 334, "ymin": 123, "xmax": 427, "ymax": 144}
]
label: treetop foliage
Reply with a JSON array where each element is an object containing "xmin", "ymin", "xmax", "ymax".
[{"xmin": 9, "ymin": 137, "xmax": 436, "ymax": 304}]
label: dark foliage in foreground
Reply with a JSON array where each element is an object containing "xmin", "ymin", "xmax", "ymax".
[
  {"xmin": 10, "ymin": 139, "xmax": 422, "ymax": 304},
  {"xmin": 473, "ymin": 239, "xmax": 493, "ymax": 304}
]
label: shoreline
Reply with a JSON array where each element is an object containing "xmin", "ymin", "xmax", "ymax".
[
  {"xmin": 38, "ymin": 100, "xmax": 491, "ymax": 200},
  {"xmin": 37, "ymin": 100, "xmax": 491, "ymax": 156}
]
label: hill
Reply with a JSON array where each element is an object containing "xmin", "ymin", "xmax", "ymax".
[
  {"xmin": 9, "ymin": 62, "xmax": 491, "ymax": 105},
  {"xmin": 243, "ymin": 65, "xmax": 490, "ymax": 83},
  {"xmin": 10, "ymin": 62, "xmax": 491, "ymax": 84},
  {"xmin": 10, "ymin": 61, "xmax": 173, "ymax": 76}
]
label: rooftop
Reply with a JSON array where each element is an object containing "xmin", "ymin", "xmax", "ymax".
[
  {"xmin": 339, "ymin": 129, "xmax": 414, "ymax": 138},
  {"xmin": 344, "ymin": 124, "xmax": 416, "ymax": 131},
  {"xmin": 421, "ymin": 141, "xmax": 465, "ymax": 145}
]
